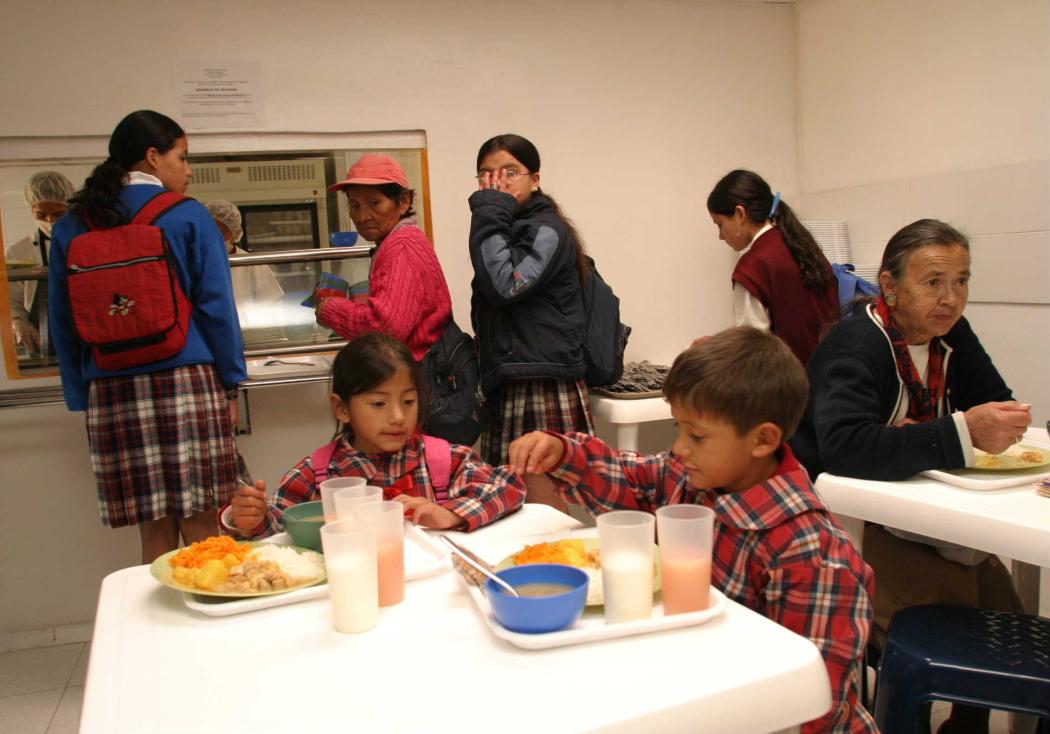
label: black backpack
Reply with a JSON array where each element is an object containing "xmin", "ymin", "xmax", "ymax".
[
  {"xmin": 581, "ymin": 256, "xmax": 631, "ymax": 387},
  {"xmin": 421, "ymin": 319, "xmax": 487, "ymax": 446}
]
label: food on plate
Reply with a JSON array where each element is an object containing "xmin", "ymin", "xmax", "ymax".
[
  {"xmin": 167, "ymin": 536, "xmax": 325, "ymax": 593},
  {"xmin": 511, "ymin": 539, "xmax": 599, "ymax": 569},
  {"xmin": 973, "ymin": 445, "xmax": 1049, "ymax": 470}
]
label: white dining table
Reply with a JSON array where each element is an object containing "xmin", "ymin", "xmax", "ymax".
[
  {"xmin": 79, "ymin": 504, "xmax": 832, "ymax": 734},
  {"xmin": 815, "ymin": 426, "xmax": 1050, "ymax": 616}
]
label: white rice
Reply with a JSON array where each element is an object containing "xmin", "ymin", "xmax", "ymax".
[{"xmin": 250, "ymin": 545, "xmax": 325, "ymax": 581}]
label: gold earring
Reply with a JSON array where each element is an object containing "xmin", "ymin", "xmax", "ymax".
[{"xmin": 886, "ymin": 293, "xmax": 898, "ymax": 307}]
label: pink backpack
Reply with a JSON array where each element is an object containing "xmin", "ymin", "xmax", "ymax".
[{"xmin": 310, "ymin": 435, "xmax": 451, "ymax": 502}]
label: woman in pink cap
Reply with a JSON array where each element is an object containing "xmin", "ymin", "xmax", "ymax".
[{"xmin": 316, "ymin": 154, "xmax": 452, "ymax": 362}]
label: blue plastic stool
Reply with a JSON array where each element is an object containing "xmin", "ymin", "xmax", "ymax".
[{"xmin": 873, "ymin": 605, "xmax": 1050, "ymax": 733}]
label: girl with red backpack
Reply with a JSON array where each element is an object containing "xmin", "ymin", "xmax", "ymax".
[
  {"xmin": 48, "ymin": 110, "xmax": 247, "ymax": 563},
  {"xmin": 225, "ymin": 333, "xmax": 525, "ymax": 537}
]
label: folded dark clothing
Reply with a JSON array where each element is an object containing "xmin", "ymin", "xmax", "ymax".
[{"xmin": 599, "ymin": 361, "xmax": 669, "ymax": 393}]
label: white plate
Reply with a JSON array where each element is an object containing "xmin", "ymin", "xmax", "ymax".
[
  {"xmin": 462, "ymin": 579, "xmax": 726, "ymax": 650},
  {"xmin": 181, "ymin": 524, "xmax": 449, "ymax": 616}
]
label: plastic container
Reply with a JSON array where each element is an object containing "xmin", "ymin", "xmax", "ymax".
[{"xmin": 329, "ymin": 231, "xmax": 360, "ymax": 247}]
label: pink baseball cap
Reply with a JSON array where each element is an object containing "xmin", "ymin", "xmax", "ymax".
[{"xmin": 327, "ymin": 154, "xmax": 409, "ymax": 192}]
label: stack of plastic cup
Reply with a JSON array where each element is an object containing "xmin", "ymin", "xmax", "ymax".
[
  {"xmin": 333, "ymin": 485, "xmax": 382, "ymax": 521},
  {"xmin": 319, "ymin": 477, "xmax": 366, "ymax": 523}
]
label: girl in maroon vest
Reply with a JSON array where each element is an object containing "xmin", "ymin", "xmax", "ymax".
[{"xmin": 706, "ymin": 170, "xmax": 838, "ymax": 365}]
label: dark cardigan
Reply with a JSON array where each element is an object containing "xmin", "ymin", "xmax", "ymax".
[{"xmin": 790, "ymin": 304, "xmax": 1012, "ymax": 480}]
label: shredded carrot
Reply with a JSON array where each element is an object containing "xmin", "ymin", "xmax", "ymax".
[{"xmin": 170, "ymin": 535, "xmax": 252, "ymax": 569}]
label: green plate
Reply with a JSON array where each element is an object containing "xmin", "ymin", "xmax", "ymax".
[
  {"xmin": 150, "ymin": 542, "xmax": 326, "ymax": 598},
  {"xmin": 495, "ymin": 537, "xmax": 661, "ymax": 607},
  {"xmin": 971, "ymin": 445, "xmax": 1050, "ymax": 472}
]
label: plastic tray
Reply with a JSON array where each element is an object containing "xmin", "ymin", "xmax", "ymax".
[
  {"xmin": 921, "ymin": 465, "xmax": 1050, "ymax": 491},
  {"xmin": 462, "ymin": 580, "xmax": 726, "ymax": 650},
  {"xmin": 181, "ymin": 524, "xmax": 449, "ymax": 616}
]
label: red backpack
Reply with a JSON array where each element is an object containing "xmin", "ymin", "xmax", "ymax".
[{"xmin": 66, "ymin": 192, "xmax": 193, "ymax": 370}]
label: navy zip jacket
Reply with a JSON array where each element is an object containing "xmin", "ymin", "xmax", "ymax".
[
  {"xmin": 468, "ymin": 190, "xmax": 586, "ymax": 393},
  {"xmin": 790, "ymin": 304, "xmax": 1012, "ymax": 481}
]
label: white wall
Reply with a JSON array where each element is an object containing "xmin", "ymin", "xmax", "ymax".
[
  {"xmin": 797, "ymin": 0, "xmax": 1050, "ymax": 424},
  {"xmin": 0, "ymin": 0, "xmax": 799, "ymax": 636}
]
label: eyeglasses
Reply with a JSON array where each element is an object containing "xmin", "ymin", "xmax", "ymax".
[{"xmin": 475, "ymin": 170, "xmax": 529, "ymax": 182}]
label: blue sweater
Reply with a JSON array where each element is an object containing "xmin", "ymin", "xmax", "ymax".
[{"xmin": 49, "ymin": 184, "xmax": 248, "ymax": 411}]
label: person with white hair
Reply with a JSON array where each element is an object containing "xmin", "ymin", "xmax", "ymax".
[
  {"xmin": 7, "ymin": 170, "xmax": 76, "ymax": 355},
  {"xmin": 205, "ymin": 199, "xmax": 283, "ymax": 326}
]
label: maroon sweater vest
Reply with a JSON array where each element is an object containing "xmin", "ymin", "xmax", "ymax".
[{"xmin": 732, "ymin": 227, "xmax": 839, "ymax": 365}]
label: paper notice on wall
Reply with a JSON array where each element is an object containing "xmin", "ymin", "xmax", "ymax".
[{"xmin": 172, "ymin": 60, "xmax": 265, "ymax": 129}]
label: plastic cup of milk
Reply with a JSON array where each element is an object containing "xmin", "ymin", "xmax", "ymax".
[
  {"xmin": 656, "ymin": 505, "xmax": 714, "ymax": 614},
  {"xmin": 354, "ymin": 501, "xmax": 406, "ymax": 607},
  {"xmin": 320, "ymin": 518, "xmax": 378, "ymax": 633},
  {"xmin": 597, "ymin": 510, "xmax": 655, "ymax": 623},
  {"xmin": 319, "ymin": 477, "xmax": 367, "ymax": 523},
  {"xmin": 333, "ymin": 484, "xmax": 383, "ymax": 521}
]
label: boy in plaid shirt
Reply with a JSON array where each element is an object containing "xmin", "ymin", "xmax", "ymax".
[{"xmin": 509, "ymin": 326, "xmax": 876, "ymax": 734}]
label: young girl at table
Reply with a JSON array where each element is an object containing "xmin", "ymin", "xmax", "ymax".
[
  {"xmin": 509, "ymin": 327, "xmax": 877, "ymax": 734},
  {"xmin": 225, "ymin": 332, "xmax": 525, "ymax": 536},
  {"xmin": 706, "ymin": 170, "xmax": 839, "ymax": 365}
]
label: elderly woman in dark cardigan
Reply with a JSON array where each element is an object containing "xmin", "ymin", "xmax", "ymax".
[{"xmin": 791, "ymin": 218, "xmax": 1030, "ymax": 734}]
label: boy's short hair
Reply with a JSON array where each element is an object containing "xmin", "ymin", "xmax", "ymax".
[{"xmin": 663, "ymin": 326, "xmax": 809, "ymax": 437}]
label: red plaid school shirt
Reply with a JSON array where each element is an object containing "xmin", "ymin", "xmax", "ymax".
[
  {"xmin": 548, "ymin": 432, "xmax": 877, "ymax": 734},
  {"xmin": 230, "ymin": 434, "xmax": 525, "ymax": 537}
]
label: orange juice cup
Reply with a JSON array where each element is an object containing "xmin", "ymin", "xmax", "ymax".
[
  {"xmin": 333, "ymin": 484, "xmax": 383, "ymax": 521},
  {"xmin": 656, "ymin": 505, "xmax": 714, "ymax": 615},
  {"xmin": 354, "ymin": 500, "xmax": 405, "ymax": 607},
  {"xmin": 319, "ymin": 477, "xmax": 367, "ymax": 523}
]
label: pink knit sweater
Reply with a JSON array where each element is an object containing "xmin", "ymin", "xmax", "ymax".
[{"xmin": 319, "ymin": 219, "xmax": 452, "ymax": 360}]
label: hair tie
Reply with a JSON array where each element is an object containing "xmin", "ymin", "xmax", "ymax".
[{"xmin": 768, "ymin": 192, "xmax": 782, "ymax": 220}]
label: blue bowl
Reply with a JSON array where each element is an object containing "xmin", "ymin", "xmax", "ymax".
[
  {"xmin": 329, "ymin": 231, "xmax": 360, "ymax": 247},
  {"xmin": 485, "ymin": 564, "xmax": 589, "ymax": 634}
]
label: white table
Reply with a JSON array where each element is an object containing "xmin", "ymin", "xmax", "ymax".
[
  {"xmin": 80, "ymin": 505, "xmax": 831, "ymax": 734},
  {"xmin": 815, "ymin": 427, "xmax": 1050, "ymax": 615},
  {"xmin": 590, "ymin": 395, "xmax": 672, "ymax": 451}
]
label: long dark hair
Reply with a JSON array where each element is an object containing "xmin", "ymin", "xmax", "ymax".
[
  {"xmin": 70, "ymin": 110, "xmax": 185, "ymax": 229},
  {"xmin": 879, "ymin": 219, "xmax": 969, "ymax": 283},
  {"xmin": 330, "ymin": 332, "xmax": 427, "ymax": 440},
  {"xmin": 476, "ymin": 133, "xmax": 590, "ymax": 284},
  {"xmin": 707, "ymin": 169, "xmax": 832, "ymax": 290}
]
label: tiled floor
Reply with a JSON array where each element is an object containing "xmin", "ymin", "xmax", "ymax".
[{"xmin": 0, "ymin": 643, "xmax": 88, "ymax": 734}]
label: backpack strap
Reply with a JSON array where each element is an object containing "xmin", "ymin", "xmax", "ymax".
[
  {"xmin": 422, "ymin": 435, "xmax": 451, "ymax": 502},
  {"xmin": 310, "ymin": 440, "xmax": 340, "ymax": 489},
  {"xmin": 131, "ymin": 191, "xmax": 189, "ymax": 226}
]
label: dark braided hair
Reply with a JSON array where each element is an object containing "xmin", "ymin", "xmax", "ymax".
[
  {"xmin": 70, "ymin": 110, "xmax": 184, "ymax": 229},
  {"xmin": 707, "ymin": 169, "xmax": 832, "ymax": 290}
]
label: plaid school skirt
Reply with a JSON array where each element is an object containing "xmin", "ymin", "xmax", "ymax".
[
  {"xmin": 479, "ymin": 377, "xmax": 594, "ymax": 466},
  {"xmin": 86, "ymin": 364, "xmax": 238, "ymax": 528}
]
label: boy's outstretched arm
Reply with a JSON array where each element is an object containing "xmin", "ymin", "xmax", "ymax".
[{"xmin": 510, "ymin": 431, "xmax": 674, "ymax": 515}]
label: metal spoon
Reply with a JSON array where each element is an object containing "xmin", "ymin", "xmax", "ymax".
[{"xmin": 439, "ymin": 535, "xmax": 520, "ymax": 597}]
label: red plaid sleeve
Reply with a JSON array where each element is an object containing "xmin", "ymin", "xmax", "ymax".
[
  {"xmin": 220, "ymin": 455, "xmax": 321, "ymax": 540},
  {"xmin": 547, "ymin": 432, "xmax": 681, "ymax": 513},
  {"xmin": 763, "ymin": 523, "xmax": 877, "ymax": 734},
  {"xmin": 442, "ymin": 445, "xmax": 526, "ymax": 531}
]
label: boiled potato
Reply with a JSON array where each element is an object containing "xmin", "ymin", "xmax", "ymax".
[
  {"xmin": 194, "ymin": 559, "xmax": 230, "ymax": 590},
  {"xmin": 172, "ymin": 566, "xmax": 197, "ymax": 586},
  {"xmin": 221, "ymin": 553, "xmax": 241, "ymax": 569}
]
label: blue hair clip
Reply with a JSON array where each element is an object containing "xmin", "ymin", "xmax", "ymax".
[{"xmin": 768, "ymin": 192, "xmax": 782, "ymax": 220}]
